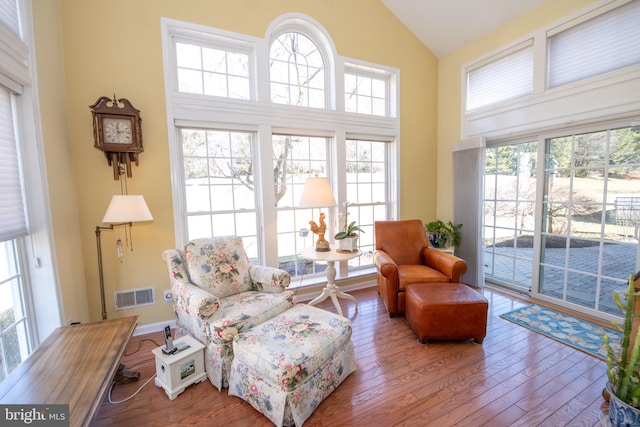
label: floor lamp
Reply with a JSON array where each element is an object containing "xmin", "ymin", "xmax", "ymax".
[
  {"xmin": 298, "ymin": 177, "xmax": 337, "ymax": 252},
  {"xmin": 96, "ymin": 195, "xmax": 153, "ymax": 321},
  {"xmin": 96, "ymin": 195, "xmax": 153, "ymax": 384}
]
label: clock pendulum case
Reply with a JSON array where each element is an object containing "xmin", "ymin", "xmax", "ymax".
[{"xmin": 90, "ymin": 95, "xmax": 143, "ymax": 180}]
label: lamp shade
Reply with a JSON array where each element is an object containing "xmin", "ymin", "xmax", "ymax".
[
  {"xmin": 102, "ymin": 195, "xmax": 153, "ymax": 223},
  {"xmin": 298, "ymin": 177, "xmax": 337, "ymax": 208}
]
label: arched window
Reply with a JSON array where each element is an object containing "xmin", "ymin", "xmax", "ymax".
[
  {"xmin": 270, "ymin": 32, "xmax": 325, "ymax": 108},
  {"xmin": 163, "ymin": 14, "xmax": 399, "ymax": 280}
]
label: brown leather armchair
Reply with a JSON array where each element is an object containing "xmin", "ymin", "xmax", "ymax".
[{"xmin": 373, "ymin": 219, "xmax": 468, "ymax": 317}]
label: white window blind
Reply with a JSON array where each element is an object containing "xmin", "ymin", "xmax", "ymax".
[
  {"xmin": 0, "ymin": 86, "xmax": 28, "ymax": 242},
  {"xmin": 466, "ymin": 43, "xmax": 533, "ymax": 111},
  {"xmin": 548, "ymin": 0, "xmax": 640, "ymax": 88},
  {"xmin": 0, "ymin": 0, "xmax": 19, "ymax": 38}
]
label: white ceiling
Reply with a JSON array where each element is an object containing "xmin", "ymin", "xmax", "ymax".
[{"xmin": 380, "ymin": 0, "xmax": 548, "ymax": 58}]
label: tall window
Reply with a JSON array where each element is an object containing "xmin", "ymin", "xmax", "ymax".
[
  {"xmin": 273, "ymin": 135, "xmax": 330, "ymax": 276},
  {"xmin": 0, "ymin": 89, "xmax": 31, "ymax": 380},
  {"xmin": 0, "ymin": 1, "xmax": 36, "ymax": 382},
  {"xmin": 345, "ymin": 139, "xmax": 389, "ymax": 266},
  {"xmin": 163, "ymin": 15, "xmax": 399, "ymax": 281},
  {"xmin": 181, "ymin": 128, "xmax": 258, "ymax": 258}
]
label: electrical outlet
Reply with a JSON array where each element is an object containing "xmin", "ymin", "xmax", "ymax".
[{"xmin": 163, "ymin": 290, "xmax": 173, "ymax": 303}]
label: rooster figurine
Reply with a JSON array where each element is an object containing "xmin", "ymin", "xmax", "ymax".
[{"xmin": 309, "ymin": 212, "xmax": 330, "ymax": 251}]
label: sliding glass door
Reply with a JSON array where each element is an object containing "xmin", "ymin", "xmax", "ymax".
[
  {"xmin": 483, "ymin": 141, "xmax": 537, "ymax": 292},
  {"xmin": 484, "ymin": 124, "xmax": 640, "ymax": 319},
  {"xmin": 538, "ymin": 126, "xmax": 640, "ymax": 316}
]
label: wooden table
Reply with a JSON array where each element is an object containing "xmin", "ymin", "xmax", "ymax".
[
  {"xmin": 0, "ymin": 316, "xmax": 137, "ymax": 427},
  {"xmin": 300, "ymin": 245, "xmax": 361, "ymax": 316}
]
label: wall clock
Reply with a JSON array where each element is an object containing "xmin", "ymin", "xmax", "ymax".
[{"xmin": 90, "ymin": 95, "xmax": 143, "ymax": 180}]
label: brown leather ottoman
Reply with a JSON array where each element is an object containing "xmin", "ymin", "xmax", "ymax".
[{"xmin": 405, "ymin": 283, "xmax": 488, "ymax": 344}]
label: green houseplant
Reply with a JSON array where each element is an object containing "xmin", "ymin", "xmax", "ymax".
[
  {"xmin": 334, "ymin": 221, "xmax": 363, "ymax": 240},
  {"xmin": 335, "ymin": 202, "xmax": 363, "ymax": 251},
  {"xmin": 603, "ymin": 273, "xmax": 640, "ymax": 426},
  {"xmin": 424, "ymin": 220, "xmax": 462, "ymax": 248}
]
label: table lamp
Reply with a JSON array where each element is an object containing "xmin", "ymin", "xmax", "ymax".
[
  {"xmin": 96, "ymin": 195, "xmax": 153, "ymax": 320},
  {"xmin": 298, "ymin": 177, "xmax": 337, "ymax": 252}
]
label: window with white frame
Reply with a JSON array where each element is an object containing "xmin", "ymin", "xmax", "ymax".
[
  {"xmin": 547, "ymin": 0, "xmax": 640, "ymax": 89},
  {"xmin": 273, "ymin": 134, "xmax": 331, "ymax": 276},
  {"xmin": 466, "ymin": 41, "xmax": 533, "ymax": 111},
  {"xmin": 465, "ymin": 0, "xmax": 640, "ymax": 322},
  {"xmin": 344, "ymin": 72, "xmax": 387, "ymax": 116},
  {"xmin": 163, "ymin": 15, "xmax": 399, "ymax": 280},
  {"xmin": 270, "ymin": 32, "xmax": 325, "ymax": 108},
  {"xmin": 344, "ymin": 138, "xmax": 389, "ymax": 266},
  {"xmin": 0, "ymin": 86, "xmax": 32, "ymax": 383},
  {"xmin": 180, "ymin": 128, "xmax": 259, "ymax": 258},
  {"xmin": 464, "ymin": 0, "xmax": 640, "ymax": 127},
  {"xmin": 0, "ymin": 0, "xmax": 44, "ymax": 383},
  {"xmin": 175, "ymin": 38, "xmax": 252, "ymax": 99}
]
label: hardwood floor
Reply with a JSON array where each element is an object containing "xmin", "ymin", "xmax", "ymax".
[{"xmin": 94, "ymin": 286, "xmax": 610, "ymax": 426}]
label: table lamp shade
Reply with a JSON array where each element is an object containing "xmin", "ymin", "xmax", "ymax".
[
  {"xmin": 298, "ymin": 177, "xmax": 337, "ymax": 208},
  {"xmin": 102, "ymin": 195, "xmax": 153, "ymax": 223}
]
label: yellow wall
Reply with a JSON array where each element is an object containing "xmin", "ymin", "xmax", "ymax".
[
  {"xmin": 34, "ymin": 0, "xmax": 438, "ymax": 325},
  {"xmin": 435, "ymin": 0, "xmax": 597, "ymax": 220}
]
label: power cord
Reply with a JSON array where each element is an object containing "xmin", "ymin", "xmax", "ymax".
[
  {"xmin": 124, "ymin": 338, "xmax": 163, "ymax": 357},
  {"xmin": 110, "ymin": 262, "xmax": 303, "ymax": 405},
  {"xmin": 110, "ymin": 337, "xmax": 163, "ymax": 404},
  {"xmin": 108, "ymin": 373, "xmax": 157, "ymax": 404}
]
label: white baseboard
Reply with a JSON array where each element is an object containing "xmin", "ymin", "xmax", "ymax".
[{"xmin": 134, "ymin": 319, "xmax": 176, "ymax": 336}]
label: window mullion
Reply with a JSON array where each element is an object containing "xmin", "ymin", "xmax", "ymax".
[
  {"xmin": 257, "ymin": 125, "xmax": 277, "ymax": 267},
  {"xmin": 532, "ymin": 29, "xmax": 547, "ymax": 95},
  {"xmin": 255, "ymin": 39, "xmax": 269, "ymax": 103}
]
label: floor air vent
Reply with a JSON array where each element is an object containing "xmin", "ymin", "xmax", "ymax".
[{"xmin": 114, "ymin": 286, "xmax": 155, "ymax": 310}]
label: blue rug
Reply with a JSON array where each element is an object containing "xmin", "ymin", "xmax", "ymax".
[{"xmin": 500, "ymin": 304, "xmax": 621, "ymax": 361}]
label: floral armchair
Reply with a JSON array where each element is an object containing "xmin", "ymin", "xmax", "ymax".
[{"xmin": 162, "ymin": 236, "xmax": 295, "ymax": 390}]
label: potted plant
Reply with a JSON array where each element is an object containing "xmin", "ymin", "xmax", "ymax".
[
  {"xmin": 334, "ymin": 202, "xmax": 363, "ymax": 252},
  {"xmin": 603, "ymin": 273, "xmax": 640, "ymax": 426},
  {"xmin": 424, "ymin": 220, "xmax": 462, "ymax": 249}
]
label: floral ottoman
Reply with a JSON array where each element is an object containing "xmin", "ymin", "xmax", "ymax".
[{"xmin": 228, "ymin": 304, "xmax": 357, "ymax": 427}]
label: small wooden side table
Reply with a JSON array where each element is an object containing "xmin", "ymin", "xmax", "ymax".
[
  {"xmin": 152, "ymin": 335, "xmax": 206, "ymax": 400},
  {"xmin": 300, "ymin": 245, "xmax": 361, "ymax": 316}
]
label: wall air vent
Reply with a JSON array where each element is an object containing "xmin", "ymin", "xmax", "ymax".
[{"xmin": 114, "ymin": 286, "xmax": 155, "ymax": 310}]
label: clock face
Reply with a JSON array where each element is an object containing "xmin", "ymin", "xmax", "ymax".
[{"xmin": 103, "ymin": 118, "xmax": 133, "ymax": 144}]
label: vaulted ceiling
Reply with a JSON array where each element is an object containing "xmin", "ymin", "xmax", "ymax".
[{"xmin": 380, "ymin": 0, "xmax": 547, "ymax": 58}]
